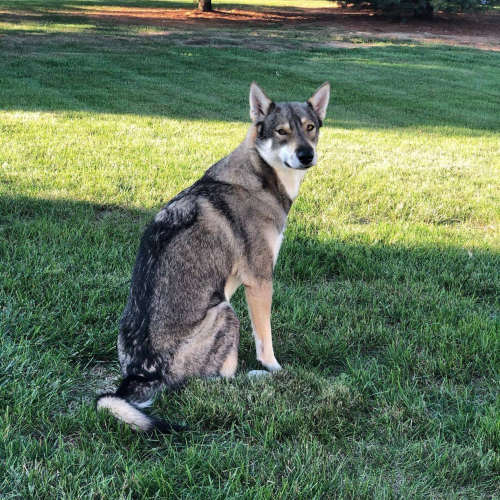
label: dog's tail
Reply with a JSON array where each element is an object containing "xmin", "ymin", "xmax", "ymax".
[{"xmin": 96, "ymin": 374, "xmax": 187, "ymax": 434}]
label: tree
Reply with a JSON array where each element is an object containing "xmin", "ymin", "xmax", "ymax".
[
  {"xmin": 198, "ymin": 0, "xmax": 213, "ymax": 12},
  {"xmin": 339, "ymin": 0, "xmax": 498, "ymax": 19}
]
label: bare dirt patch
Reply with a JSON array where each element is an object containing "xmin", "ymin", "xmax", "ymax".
[{"xmin": 2, "ymin": 5, "xmax": 499, "ymax": 50}]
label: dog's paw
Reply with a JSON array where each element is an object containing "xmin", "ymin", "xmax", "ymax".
[
  {"xmin": 260, "ymin": 360, "xmax": 282, "ymax": 372},
  {"xmin": 247, "ymin": 370, "xmax": 271, "ymax": 379},
  {"xmin": 257, "ymin": 351, "xmax": 282, "ymax": 372}
]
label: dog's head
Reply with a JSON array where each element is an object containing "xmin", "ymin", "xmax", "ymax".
[{"xmin": 249, "ymin": 82, "xmax": 330, "ymax": 171}]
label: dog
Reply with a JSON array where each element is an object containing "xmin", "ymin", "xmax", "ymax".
[{"xmin": 97, "ymin": 82, "xmax": 330, "ymax": 432}]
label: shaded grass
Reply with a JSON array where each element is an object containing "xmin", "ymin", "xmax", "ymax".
[{"xmin": 0, "ymin": 1, "xmax": 499, "ymax": 498}]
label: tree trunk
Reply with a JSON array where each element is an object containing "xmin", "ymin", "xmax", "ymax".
[
  {"xmin": 198, "ymin": 0, "xmax": 213, "ymax": 12},
  {"xmin": 413, "ymin": 1, "xmax": 434, "ymax": 20}
]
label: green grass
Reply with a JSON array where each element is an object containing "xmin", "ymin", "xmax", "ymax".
[{"xmin": 1, "ymin": 1, "xmax": 499, "ymax": 498}]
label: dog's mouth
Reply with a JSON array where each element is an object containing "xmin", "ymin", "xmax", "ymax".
[{"xmin": 284, "ymin": 161, "xmax": 313, "ymax": 170}]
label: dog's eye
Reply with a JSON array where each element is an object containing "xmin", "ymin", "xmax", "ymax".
[
  {"xmin": 276, "ymin": 129, "xmax": 287, "ymax": 136},
  {"xmin": 306, "ymin": 124, "xmax": 315, "ymax": 132}
]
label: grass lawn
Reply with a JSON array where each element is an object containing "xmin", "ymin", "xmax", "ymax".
[{"xmin": 0, "ymin": 0, "xmax": 499, "ymax": 498}]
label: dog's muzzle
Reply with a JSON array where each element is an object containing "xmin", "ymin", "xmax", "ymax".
[{"xmin": 297, "ymin": 147, "xmax": 315, "ymax": 167}]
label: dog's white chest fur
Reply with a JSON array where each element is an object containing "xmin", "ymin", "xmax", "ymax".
[{"xmin": 275, "ymin": 165, "xmax": 307, "ymax": 201}]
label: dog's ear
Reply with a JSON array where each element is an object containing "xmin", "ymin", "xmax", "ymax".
[
  {"xmin": 249, "ymin": 82, "xmax": 274, "ymax": 123},
  {"xmin": 308, "ymin": 82, "xmax": 330, "ymax": 122}
]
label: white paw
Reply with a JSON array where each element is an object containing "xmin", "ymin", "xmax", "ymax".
[
  {"xmin": 257, "ymin": 349, "xmax": 282, "ymax": 371},
  {"xmin": 261, "ymin": 360, "xmax": 282, "ymax": 372},
  {"xmin": 247, "ymin": 370, "xmax": 271, "ymax": 379}
]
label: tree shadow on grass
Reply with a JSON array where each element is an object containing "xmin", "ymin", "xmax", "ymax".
[
  {"xmin": 0, "ymin": 0, "xmax": 324, "ymax": 33},
  {"xmin": 1, "ymin": 194, "xmax": 498, "ymax": 384},
  {"xmin": 3, "ymin": 0, "xmax": 500, "ymax": 31}
]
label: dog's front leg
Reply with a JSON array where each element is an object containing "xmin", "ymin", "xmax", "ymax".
[{"xmin": 245, "ymin": 282, "xmax": 281, "ymax": 372}]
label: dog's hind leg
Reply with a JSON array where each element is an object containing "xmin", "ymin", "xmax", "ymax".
[
  {"xmin": 169, "ymin": 301, "xmax": 240, "ymax": 380},
  {"xmin": 219, "ymin": 340, "xmax": 239, "ymax": 378},
  {"xmin": 207, "ymin": 302, "xmax": 240, "ymax": 378}
]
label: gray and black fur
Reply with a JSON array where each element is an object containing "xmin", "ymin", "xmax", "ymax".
[{"xmin": 97, "ymin": 82, "xmax": 330, "ymax": 433}]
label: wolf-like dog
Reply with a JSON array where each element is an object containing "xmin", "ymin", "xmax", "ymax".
[{"xmin": 97, "ymin": 82, "xmax": 330, "ymax": 432}]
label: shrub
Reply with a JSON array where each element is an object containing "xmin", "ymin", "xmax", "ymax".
[{"xmin": 339, "ymin": 0, "xmax": 498, "ymax": 19}]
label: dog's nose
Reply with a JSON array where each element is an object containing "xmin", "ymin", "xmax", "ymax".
[{"xmin": 297, "ymin": 148, "xmax": 314, "ymax": 166}]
